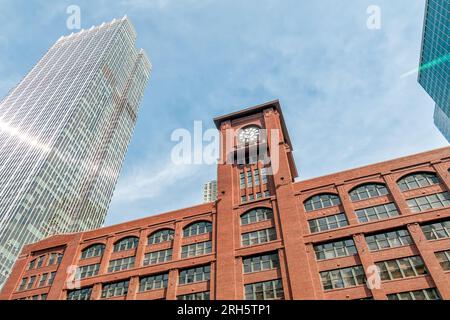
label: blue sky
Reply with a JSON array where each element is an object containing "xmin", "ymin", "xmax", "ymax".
[{"xmin": 0, "ymin": 0, "xmax": 447, "ymax": 226}]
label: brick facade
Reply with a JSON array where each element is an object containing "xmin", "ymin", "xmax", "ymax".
[{"xmin": 1, "ymin": 100, "xmax": 449, "ymax": 300}]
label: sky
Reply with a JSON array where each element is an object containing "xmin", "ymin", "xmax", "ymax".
[{"xmin": 0, "ymin": 0, "xmax": 447, "ymax": 226}]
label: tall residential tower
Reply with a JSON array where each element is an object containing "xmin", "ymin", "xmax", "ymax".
[
  {"xmin": 0, "ymin": 17, "xmax": 151, "ymax": 287},
  {"xmin": 418, "ymin": 0, "xmax": 450, "ymax": 141}
]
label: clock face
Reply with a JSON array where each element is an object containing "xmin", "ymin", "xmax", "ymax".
[{"xmin": 238, "ymin": 126, "xmax": 260, "ymax": 144}]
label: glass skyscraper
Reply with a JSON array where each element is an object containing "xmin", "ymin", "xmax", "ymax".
[
  {"xmin": 418, "ymin": 0, "xmax": 450, "ymax": 141},
  {"xmin": 0, "ymin": 16, "xmax": 151, "ymax": 287}
]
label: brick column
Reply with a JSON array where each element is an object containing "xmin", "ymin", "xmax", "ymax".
[
  {"xmin": 407, "ymin": 223, "xmax": 450, "ymax": 299},
  {"xmin": 99, "ymin": 236, "xmax": 115, "ymax": 274},
  {"xmin": 209, "ymin": 260, "xmax": 216, "ymax": 299},
  {"xmin": 304, "ymin": 244, "xmax": 325, "ymax": 300},
  {"xmin": 165, "ymin": 221, "xmax": 183, "ymax": 300},
  {"xmin": 263, "ymin": 109, "xmax": 316, "ymax": 299},
  {"xmin": 126, "ymin": 276, "xmax": 139, "ymax": 300},
  {"xmin": 233, "ymin": 257, "xmax": 244, "ymax": 300},
  {"xmin": 383, "ymin": 174, "xmax": 411, "ymax": 215},
  {"xmin": 215, "ymin": 161, "xmax": 238, "ymax": 299},
  {"xmin": 171, "ymin": 220, "xmax": 183, "ymax": 262},
  {"xmin": 337, "ymin": 184, "xmax": 358, "ymax": 225},
  {"xmin": 352, "ymin": 233, "xmax": 387, "ymax": 300},
  {"xmin": 165, "ymin": 269, "xmax": 178, "ymax": 300},
  {"xmin": 47, "ymin": 234, "xmax": 82, "ymax": 300},
  {"xmin": 134, "ymin": 229, "xmax": 147, "ymax": 268},
  {"xmin": 433, "ymin": 162, "xmax": 450, "ymax": 191},
  {"xmin": 91, "ymin": 283, "xmax": 102, "ymax": 300}
]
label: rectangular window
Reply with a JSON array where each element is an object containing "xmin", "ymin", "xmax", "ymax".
[
  {"xmin": 179, "ymin": 265, "xmax": 210, "ymax": 285},
  {"xmin": 244, "ymin": 279, "xmax": 284, "ymax": 300},
  {"xmin": 47, "ymin": 253, "xmax": 57, "ymax": 266},
  {"xmin": 320, "ymin": 265, "xmax": 366, "ymax": 290},
  {"xmin": 247, "ymin": 171, "xmax": 253, "ymax": 187},
  {"xmin": 254, "ymin": 169, "xmax": 260, "ymax": 186},
  {"xmin": 67, "ymin": 287, "xmax": 93, "ymax": 300},
  {"xmin": 249, "ymin": 194, "xmax": 254, "ymax": 201},
  {"xmin": 421, "ymin": 220, "xmax": 450, "ymax": 240},
  {"xmin": 264, "ymin": 190, "xmax": 270, "ymax": 198},
  {"xmin": 47, "ymin": 272, "xmax": 56, "ymax": 286},
  {"xmin": 241, "ymin": 228, "xmax": 277, "ymax": 246},
  {"xmin": 177, "ymin": 291, "xmax": 210, "ymax": 300},
  {"xmin": 365, "ymin": 229, "xmax": 413, "ymax": 251},
  {"xmin": 240, "ymin": 172, "xmax": 246, "ymax": 189},
  {"xmin": 181, "ymin": 241, "xmax": 212, "ymax": 258},
  {"xmin": 101, "ymin": 280, "xmax": 129, "ymax": 298},
  {"xmin": 143, "ymin": 249, "xmax": 172, "ymax": 266},
  {"xmin": 38, "ymin": 273, "xmax": 48, "ymax": 287},
  {"xmin": 78, "ymin": 263, "xmax": 100, "ymax": 279},
  {"xmin": 241, "ymin": 195, "xmax": 247, "ymax": 203},
  {"xmin": 256, "ymin": 192, "xmax": 262, "ymax": 199},
  {"xmin": 108, "ymin": 256, "xmax": 135, "ymax": 273},
  {"xmin": 28, "ymin": 259, "xmax": 36, "ymax": 270},
  {"xmin": 407, "ymin": 192, "xmax": 450, "ymax": 213},
  {"xmin": 435, "ymin": 250, "xmax": 450, "ymax": 271},
  {"xmin": 27, "ymin": 260, "xmax": 35, "ymax": 270},
  {"xmin": 27, "ymin": 276, "xmax": 36, "ymax": 289},
  {"xmin": 314, "ymin": 239, "xmax": 357, "ymax": 260},
  {"xmin": 355, "ymin": 203, "xmax": 399, "ymax": 223},
  {"xmin": 36, "ymin": 256, "xmax": 45, "ymax": 268},
  {"xmin": 243, "ymin": 252, "xmax": 279, "ymax": 273},
  {"xmin": 387, "ymin": 288, "xmax": 440, "ymax": 300},
  {"xmin": 261, "ymin": 168, "xmax": 268, "ymax": 184},
  {"xmin": 139, "ymin": 273, "xmax": 169, "ymax": 292},
  {"xmin": 308, "ymin": 213, "xmax": 348, "ymax": 233},
  {"xmin": 18, "ymin": 278, "xmax": 27, "ymax": 291},
  {"xmin": 376, "ymin": 256, "xmax": 427, "ymax": 281}
]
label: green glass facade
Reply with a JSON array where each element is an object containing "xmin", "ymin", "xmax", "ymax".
[{"xmin": 418, "ymin": 0, "xmax": 450, "ymax": 141}]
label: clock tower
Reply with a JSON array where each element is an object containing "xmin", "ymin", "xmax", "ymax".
[{"xmin": 213, "ymin": 100, "xmax": 317, "ymax": 299}]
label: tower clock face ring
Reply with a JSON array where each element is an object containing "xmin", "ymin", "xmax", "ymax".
[{"xmin": 238, "ymin": 126, "xmax": 260, "ymax": 143}]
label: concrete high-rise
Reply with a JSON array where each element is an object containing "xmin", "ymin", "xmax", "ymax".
[
  {"xmin": 203, "ymin": 181, "xmax": 218, "ymax": 203},
  {"xmin": 418, "ymin": 0, "xmax": 450, "ymax": 141},
  {"xmin": 0, "ymin": 17, "xmax": 151, "ymax": 288}
]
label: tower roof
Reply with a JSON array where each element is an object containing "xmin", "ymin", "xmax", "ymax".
[{"xmin": 213, "ymin": 99, "xmax": 293, "ymax": 150}]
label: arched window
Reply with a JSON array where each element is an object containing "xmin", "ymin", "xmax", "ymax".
[
  {"xmin": 349, "ymin": 183, "xmax": 388, "ymax": 201},
  {"xmin": 241, "ymin": 208, "xmax": 273, "ymax": 225},
  {"xmin": 36, "ymin": 255, "xmax": 46, "ymax": 268},
  {"xmin": 81, "ymin": 244, "xmax": 106, "ymax": 259},
  {"xmin": 304, "ymin": 193, "xmax": 341, "ymax": 212},
  {"xmin": 148, "ymin": 229, "xmax": 174, "ymax": 245},
  {"xmin": 113, "ymin": 236, "xmax": 139, "ymax": 252},
  {"xmin": 397, "ymin": 172, "xmax": 439, "ymax": 191},
  {"xmin": 47, "ymin": 252, "xmax": 63, "ymax": 265},
  {"xmin": 183, "ymin": 221, "xmax": 212, "ymax": 237}
]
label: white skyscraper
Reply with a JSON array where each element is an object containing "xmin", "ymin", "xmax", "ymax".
[
  {"xmin": 203, "ymin": 181, "xmax": 218, "ymax": 203},
  {"xmin": 0, "ymin": 17, "xmax": 151, "ymax": 287}
]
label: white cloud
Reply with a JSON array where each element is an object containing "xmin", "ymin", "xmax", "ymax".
[{"xmin": 113, "ymin": 159, "xmax": 201, "ymax": 202}]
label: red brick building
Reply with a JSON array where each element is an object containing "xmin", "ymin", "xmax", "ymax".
[{"xmin": 1, "ymin": 100, "xmax": 450, "ymax": 300}]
